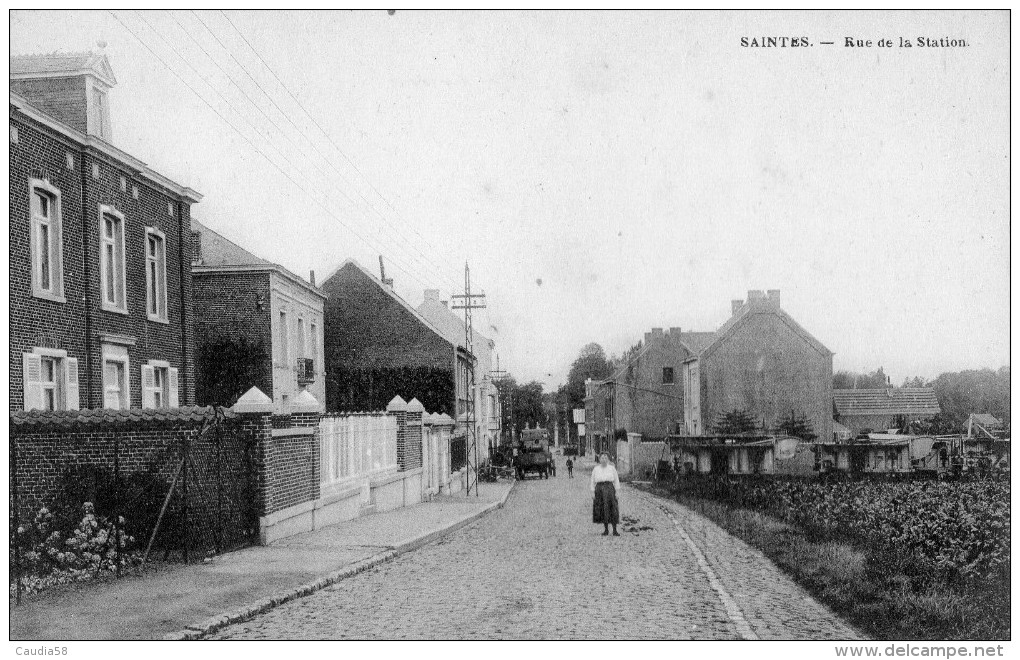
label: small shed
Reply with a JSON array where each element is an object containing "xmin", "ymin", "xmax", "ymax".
[{"xmin": 666, "ymin": 435, "xmax": 811, "ymax": 475}]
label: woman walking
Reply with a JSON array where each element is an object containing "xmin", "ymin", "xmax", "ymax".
[{"xmin": 590, "ymin": 453, "xmax": 621, "ymax": 536}]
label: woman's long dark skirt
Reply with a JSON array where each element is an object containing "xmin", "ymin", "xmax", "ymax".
[{"xmin": 592, "ymin": 481, "xmax": 619, "ymax": 525}]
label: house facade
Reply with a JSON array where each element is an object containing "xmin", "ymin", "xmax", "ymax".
[
  {"xmin": 10, "ymin": 51, "xmax": 201, "ymax": 412},
  {"xmin": 586, "ymin": 327, "xmax": 717, "ymax": 446},
  {"xmin": 417, "ymin": 289, "xmax": 501, "ymax": 454},
  {"xmin": 191, "ymin": 220, "xmax": 326, "ymax": 412},
  {"xmin": 320, "ymin": 261, "xmax": 473, "ymax": 421},
  {"xmin": 833, "ymin": 387, "xmax": 940, "ymax": 437},
  {"xmin": 683, "ymin": 290, "xmax": 833, "ymax": 443}
]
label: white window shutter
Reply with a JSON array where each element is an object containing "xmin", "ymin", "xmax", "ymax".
[
  {"xmin": 65, "ymin": 357, "xmax": 80, "ymax": 410},
  {"xmin": 141, "ymin": 365, "xmax": 155, "ymax": 409},
  {"xmin": 22, "ymin": 353, "xmax": 44, "ymax": 411},
  {"xmin": 168, "ymin": 367, "xmax": 179, "ymax": 408}
]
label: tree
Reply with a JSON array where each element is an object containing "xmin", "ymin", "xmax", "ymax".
[
  {"xmin": 833, "ymin": 367, "xmax": 890, "ymax": 390},
  {"xmin": 713, "ymin": 409, "xmax": 758, "ymax": 435},
  {"xmin": 563, "ymin": 342, "xmax": 614, "ymax": 411},
  {"xmin": 494, "ymin": 377, "xmax": 547, "ymax": 440},
  {"xmin": 929, "ymin": 367, "xmax": 1011, "ymax": 430},
  {"xmin": 774, "ymin": 410, "xmax": 818, "ymax": 441},
  {"xmin": 197, "ymin": 336, "xmax": 270, "ymax": 407}
]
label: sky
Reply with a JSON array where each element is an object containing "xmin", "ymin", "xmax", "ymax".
[{"xmin": 9, "ymin": 10, "xmax": 1010, "ymax": 389}]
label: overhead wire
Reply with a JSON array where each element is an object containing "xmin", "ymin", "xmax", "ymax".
[
  {"xmin": 162, "ymin": 10, "xmax": 458, "ymax": 292},
  {"xmin": 185, "ymin": 10, "xmax": 464, "ymax": 293},
  {"xmin": 110, "ymin": 10, "xmax": 437, "ymax": 292},
  {"xmin": 216, "ymin": 9, "xmax": 471, "ymax": 294}
]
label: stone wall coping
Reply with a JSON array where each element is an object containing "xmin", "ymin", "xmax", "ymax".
[
  {"xmin": 11, "ymin": 406, "xmax": 229, "ymax": 429},
  {"xmin": 233, "ymin": 387, "xmax": 273, "ymax": 414},
  {"xmin": 288, "ymin": 390, "xmax": 320, "ymax": 413},
  {"xmin": 270, "ymin": 427, "xmax": 315, "ymax": 439},
  {"xmin": 386, "ymin": 395, "xmax": 408, "ymax": 412}
]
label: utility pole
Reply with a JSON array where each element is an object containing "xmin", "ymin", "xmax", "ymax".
[{"xmin": 451, "ymin": 262, "xmax": 486, "ymax": 497}]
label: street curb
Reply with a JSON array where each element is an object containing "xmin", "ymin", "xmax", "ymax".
[{"xmin": 165, "ymin": 480, "xmax": 517, "ymax": 640}]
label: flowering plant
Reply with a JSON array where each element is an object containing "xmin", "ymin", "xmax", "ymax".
[{"xmin": 11, "ymin": 502, "xmax": 140, "ymax": 597}]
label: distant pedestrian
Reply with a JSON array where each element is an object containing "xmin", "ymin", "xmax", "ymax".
[
  {"xmin": 590, "ymin": 453, "xmax": 621, "ymax": 536},
  {"xmin": 566, "ymin": 457, "xmax": 574, "ymax": 478}
]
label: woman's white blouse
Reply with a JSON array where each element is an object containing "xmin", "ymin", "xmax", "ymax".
[{"xmin": 590, "ymin": 464, "xmax": 620, "ymax": 493}]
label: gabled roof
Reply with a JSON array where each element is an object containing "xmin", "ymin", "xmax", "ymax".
[
  {"xmin": 192, "ymin": 219, "xmax": 272, "ymax": 267},
  {"xmin": 321, "ymin": 259, "xmax": 454, "ymax": 350},
  {"xmin": 608, "ymin": 330, "xmax": 717, "ymax": 381},
  {"xmin": 693, "ymin": 301, "xmax": 831, "ymax": 362},
  {"xmin": 678, "ymin": 331, "xmax": 716, "ymax": 354},
  {"xmin": 191, "ymin": 219, "xmax": 324, "ymax": 299},
  {"xmin": 833, "ymin": 388, "xmax": 941, "ymax": 417},
  {"xmin": 11, "ymin": 50, "xmax": 117, "ymax": 87},
  {"xmin": 969, "ymin": 413, "xmax": 1002, "ymax": 426}
]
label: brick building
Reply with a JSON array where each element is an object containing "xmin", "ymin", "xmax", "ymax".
[
  {"xmin": 682, "ymin": 290, "xmax": 833, "ymax": 443},
  {"xmin": 585, "ymin": 328, "xmax": 716, "ymax": 448},
  {"xmin": 191, "ymin": 220, "xmax": 326, "ymax": 412},
  {"xmin": 10, "ymin": 51, "xmax": 201, "ymax": 412},
  {"xmin": 320, "ymin": 260, "xmax": 472, "ymax": 420}
]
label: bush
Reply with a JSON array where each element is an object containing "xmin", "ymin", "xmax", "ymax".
[{"xmin": 11, "ymin": 502, "xmax": 141, "ymax": 597}]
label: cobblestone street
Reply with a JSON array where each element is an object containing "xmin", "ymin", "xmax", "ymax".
[{"xmin": 212, "ymin": 459, "xmax": 863, "ymax": 640}]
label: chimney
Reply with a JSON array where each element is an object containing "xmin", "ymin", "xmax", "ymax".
[
  {"xmin": 747, "ymin": 289, "xmax": 765, "ymax": 303},
  {"xmin": 731, "ymin": 299, "xmax": 744, "ymax": 316},
  {"xmin": 766, "ymin": 289, "xmax": 780, "ymax": 307},
  {"xmin": 643, "ymin": 332, "xmax": 652, "ymax": 346},
  {"xmin": 669, "ymin": 326, "xmax": 681, "ymax": 336},
  {"xmin": 378, "ymin": 255, "xmax": 393, "ymax": 289},
  {"xmin": 651, "ymin": 328, "xmax": 664, "ymax": 340},
  {"xmin": 309, "ymin": 270, "xmax": 316, "ymax": 287},
  {"xmin": 10, "ymin": 47, "xmax": 117, "ymax": 139}
]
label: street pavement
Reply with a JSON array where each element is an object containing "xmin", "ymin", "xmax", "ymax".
[{"xmin": 211, "ymin": 457, "xmax": 863, "ymax": 640}]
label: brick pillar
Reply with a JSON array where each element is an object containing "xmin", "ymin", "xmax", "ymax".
[
  {"xmin": 405, "ymin": 398, "xmax": 425, "ymax": 471},
  {"xmin": 386, "ymin": 395, "xmax": 409, "ymax": 471},
  {"xmin": 289, "ymin": 390, "xmax": 322, "ymax": 502},
  {"xmin": 233, "ymin": 387, "xmax": 274, "ymax": 523}
]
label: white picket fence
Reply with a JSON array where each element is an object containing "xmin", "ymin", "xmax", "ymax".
[{"xmin": 320, "ymin": 413, "xmax": 398, "ymax": 490}]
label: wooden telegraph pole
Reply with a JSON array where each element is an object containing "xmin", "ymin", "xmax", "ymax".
[{"xmin": 451, "ymin": 262, "xmax": 486, "ymax": 497}]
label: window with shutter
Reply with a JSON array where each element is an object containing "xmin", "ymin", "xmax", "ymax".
[
  {"xmin": 22, "ymin": 353, "xmax": 44, "ymax": 411},
  {"xmin": 168, "ymin": 368, "xmax": 179, "ymax": 408},
  {"xmin": 65, "ymin": 357, "xmax": 79, "ymax": 410},
  {"xmin": 141, "ymin": 364, "xmax": 156, "ymax": 409},
  {"xmin": 101, "ymin": 343, "xmax": 130, "ymax": 409}
]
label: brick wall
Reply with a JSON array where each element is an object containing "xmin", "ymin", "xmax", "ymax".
[
  {"xmin": 261, "ymin": 430, "xmax": 319, "ymax": 514},
  {"xmin": 10, "ymin": 109, "xmax": 196, "ymax": 411},
  {"xmin": 10, "ymin": 408, "xmax": 258, "ymax": 558},
  {"xmin": 401, "ymin": 410, "xmax": 423, "ymax": 471},
  {"xmin": 9, "ymin": 110, "xmax": 88, "ymax": 411},
  {"xmin": 193, "ymin": 270, "xmax": 273, "ymax": 406}
]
